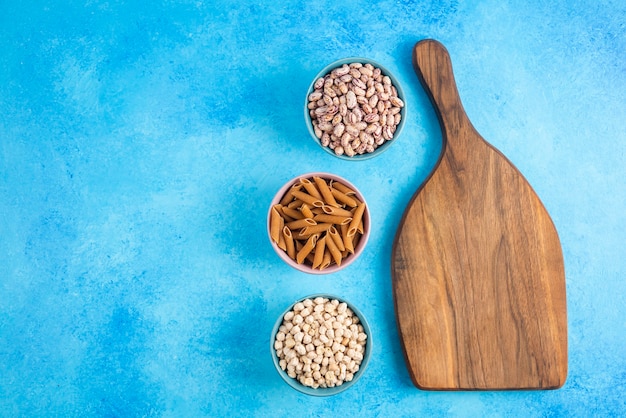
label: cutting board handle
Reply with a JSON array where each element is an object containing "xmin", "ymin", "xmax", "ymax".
[{"xmin": 413, "ymin": 39, "xmax": 473, "ymax": 143}]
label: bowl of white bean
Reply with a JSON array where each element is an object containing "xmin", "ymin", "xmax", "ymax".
[
  {"xmin": 270, "ymin": 294, "xmax": 371, "ymax": 396},
  {"xmin": 305, "ymin": 57, "xmax": 406, "ymax": 160}
]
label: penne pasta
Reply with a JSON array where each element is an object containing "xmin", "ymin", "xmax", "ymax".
[
  {"xmin": 296, "ymin": 234, "xmax": 318, "ymax": 264},
  {"xmin": 287, "ymin": 198, "xmax": 305, "ymax": 209},
  {"xmin": 313, "ymin": 214, "xmax": 352, "ymax": 225},
  {"xmin": 341, "ymin": 223, "xmax": 354, "ymax": 254},
  {"xmin": 300, "ymin": 204, "xmax": 314, "ymax": 219},
  {"xmin": 347, "ymin": 202, "xmax": 366, "ymax": 237},
  {"xmin": 312, "ymin": 234, "xmax": 327, "ymax": 269},
  {"xmin": 283, "ymin": 226, "xmax": 296, "ymax": 260},
  {"xmin": 322, "ymin": 204, "xmax": 353, "ymax": 217},
  {"xmin": 331, "ymin": 187, "xmax": 358, "ymax": 207},
  {"xmin": 314, "ymin": 176, "xmax": 339, "ymax": 207},
  {"xmin": 271, "ymin": 175, "xmax": 367, "ymax": 270},
  {"xmin": 331, "ymin": 180, "xmax": 356, "ymax": 196},
  {"xmin": 291, "ymin": 190, "xmax": 324, "ymax": 208},
  {"xmin": 320, "ymin": 249, "xmax": 332, "ymax": 270},
  {"xmin": 277, "ymin": 226, "xmax": 287, "ymax": 251},
  {"xmin": 299, "ymin": 178, "xmax": 322, "ymax": 200},
  {"xmin": 270, "ymin": 205, "xmax": 284, "ymax": 244},
  {"xmin": 286, "ymin": 218, "xmax": 317, "ymax": 230},
  {"xmin": 280, "ymin": 184, "xmax": 300, "ymax": 205},
  {"xmin": 325, "ymin": 231, "xmax": 343, "ymax": 266},
  {"xmin": 298, "ymin": 223, "xmax": 333, "ymax": 237},
  {"xmin": 282, "ymin": 206, "xmax": 304, "ymax": 220},
  {"xmin": 328, "ymin": 226, "xmax": 346, "ymax": 251}
]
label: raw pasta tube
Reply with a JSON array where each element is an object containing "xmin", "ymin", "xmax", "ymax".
[
  {"xmin": 313, "ymin": 176, "xmax": 339, "ymax": 207},
  {"xmin": 296, "ymin": 234, "xmax": 318, "ymax": 264},
  {"xmin": 331, "ymin": 187, "xmax": 358, "ymax": 207},
  {"xmin": 300, "ymin": 204, "xmax": 314, "ymax": 219},
  {"xmin": 270, "ymin": 205, "xmax": 284, "ymax": 244},
  {"xmin": 281, "ymin": 206, "xmax": 304, "ymax": 220},
  {"xmin": 347, "ymin": 202, "xmax": 366, "ymax": 237},
  {"xmin": 324, "ymin": 230, "xmax": 343, "ymax": 266},
  {"xmin": 286, "ymin": 218, "xmax": 317, "ymax": 230},
  {"xmin": 298, "ymin": 223, "xmax": 333, "ymax": 237},
  {"xmin": 320, "ymin": 249, "xmax": 332, "ymax": 270},
  {"xmin": 321, "ymin": 205, "xmax": 353, "ymax": 217},
  {"xmin": 328, "ymin": 225, "xmax": 346, "ymax": 252},
  {"xmin": 330, "ymin": 180, "xmax": 356, "ymax": 196},
  {"xmin": 291, "ymin": 190, "xmax": 324, "ymax": 208},
  {"xmin": 283, "ymin": 226, "xmax": 296, "ymax": 260},
  {"xmin": 313, "ymin": 214, "xmax": 352, "ymax": 225},
  {"xmin": 312, "ymin": 234, "xmax": 327, "ymax": 269},
  {"xmin": 280, "ymin": 183, "xmax": 302, "ymax": 206},
  {"xmin": 287, "ymin": 198, "xmax": 305, "ymax": 209},
  {"xmin": 299, "ymin": 178, "xmax": 323, "ymax": 200},
  {"xmin": 341, "ymin": 223, "xmax": 354, "ymax": 254},
  {"xmin": 277, "ymin": 226, "xmax": 287, "ymax": 251}
]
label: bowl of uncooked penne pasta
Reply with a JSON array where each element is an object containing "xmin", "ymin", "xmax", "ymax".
[{"xmin": 267, "ymin": 173, "xmax": 370, "ymax": 274}]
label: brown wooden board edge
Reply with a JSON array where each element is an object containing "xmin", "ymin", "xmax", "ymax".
[{"xmin": 390, "ymin": 39, "xmax": 569, "ymax": 391}]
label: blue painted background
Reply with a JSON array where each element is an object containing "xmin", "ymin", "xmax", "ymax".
[{"xmin": 1, "ymin": 0, "xmax": 625, "ymax": 416}]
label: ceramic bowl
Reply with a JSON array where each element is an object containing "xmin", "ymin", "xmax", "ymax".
[
  {"xmin": 270, "ymin": 294, "xmax": 372, "ymax": 396},
  {"xmin": 304, "ymin": 57, "xmax": 407, "ymax": 161},
  {"xmin": 267, "ymin": 172, "xmax": 370, "ymax": 274}
]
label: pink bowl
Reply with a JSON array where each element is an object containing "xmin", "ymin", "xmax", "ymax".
[{"xmin": 267, "ymin": 172, "xmax": 370, "ymax": 274}]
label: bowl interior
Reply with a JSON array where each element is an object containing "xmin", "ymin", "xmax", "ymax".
[
  {"xmin": 304, "ymin": 57, "xmax": 407, "ymax": 161},
  {"xmin": 270, "ymin": 294, "xmax": 372, "ymax": 396},
  {"xmin": 267, "ymin": 172, "xmax": 370, "ymax": 274}
]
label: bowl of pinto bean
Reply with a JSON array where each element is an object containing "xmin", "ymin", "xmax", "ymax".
[{"xmin": 304, "ymin": 57, "xmax": 406, "ymax": 161}]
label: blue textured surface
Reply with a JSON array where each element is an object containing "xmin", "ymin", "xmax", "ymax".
[{"xmin": 1, "ymin": 0, "xmax": 625, "ymax": 416}]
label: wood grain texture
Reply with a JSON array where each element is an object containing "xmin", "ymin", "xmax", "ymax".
[{"xmin": 391, "ymin": 39, "xmax": 567, "ymax": 390}]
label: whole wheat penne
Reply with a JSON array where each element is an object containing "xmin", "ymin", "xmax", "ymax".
[
  {"xmin": 313, "ymin": 176, "xmax": 339, "ymax": 207},
  {"xmin": 296, "ymin": 234, "xmax": 318, "ymax": 264},
  {"xmin": 270, "ymin": 205, "xmax": 283, "ymax": 243},
  {"xmin": 299, "ymin": 178, "xmax": 322, "ymax": 200},
  {"xmin": 280, "ymin": 183, "xmax": 303, "ymax": 205},
  {"xmin": 287, "ymin": 198, "xmax": 305, "ymax": 209},
  {"xmin": 320, "ymin": 249, "xmax": 332, "ymax": 270},
  {"xmin": 313, "ymin": 214, "xmax": 352, "ymax": 225},
  {"xmin": 325, "ymin": 231, "xmax": 343, "ymax": 266},
  {"xmin": 341, "ymin": 223, "xmax": 354, "ymax": 254},
  {"xmin": 298, "ymin": 223, "xmax": 333, "ymax": 237},
  {"xmin": 283, "ymin": 226, "xmax": 296, "ymax": 259},
  {"xmin": 330, "ymin": 180, "xmax": 356, "ymax": 196},
  {"xmin": 312, "ymin": 235, "xmax": 327, "ymax": 269},
  {"xmin": 282, "ymin": 206, "xmax": 304, "ymax": 220},
  {"xmin": 291, "ymin": 190, "xmax": 324, "ymax": 208},
  {"xmin": 330, "ymin": 187, "xmax": 358, "ymax": 207},
  {"xmin": 300, "ymin": 204, "xmax": 314, "ymax": 218},
  {"xmin": 328, "ymin": 226, "xmax": 346, "ymax": 251},
  {"xmin": 277, "ymin": 226, "xmax": 287, "ymax": 251},
  {"xmin": 286, "ymin": 218, "xmax": 317, "ymax": 230},
  {"xmin": 347, "ymin": 202, "xmax": 366, "ymax": 237},
  {"xmin": 272, "ymin": 175, "xmax": 367, "ymax": 269},
  {"xmin": 322, "ymin": 205, "xmax": 353, "ymax": 217}
]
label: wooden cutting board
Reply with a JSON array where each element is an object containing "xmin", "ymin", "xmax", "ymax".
[{"xmin": 391, "ymin": 39, "xmax": 567, "ymax": 390}]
